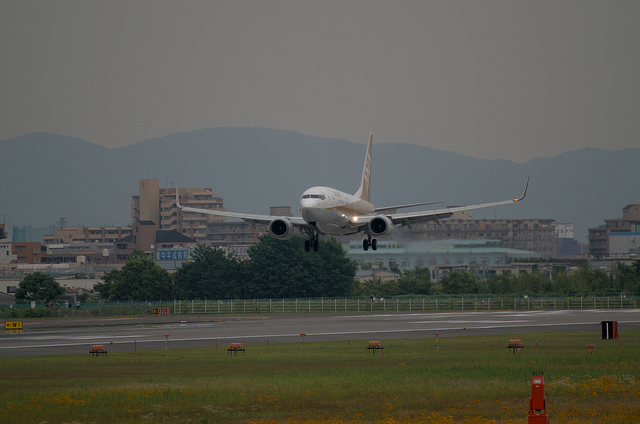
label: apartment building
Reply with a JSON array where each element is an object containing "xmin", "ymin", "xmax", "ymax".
[
  {"xmin": 131, "ymin": 179, "xmax": 226, "ymax": 243},
  {"xmin": 588, "ymin": 204, "xmax": 640, "ymax": 258},
  {"xmin": 42, "ymin": 226, "xmax": 132, "ymax": 244},
  {"xmin": 205, "ymin": 221, "xmax": 262, "ymax": 249},
  {"xmin": 11, "ymin": 242, "xmax": 47, "ymax": 264}
]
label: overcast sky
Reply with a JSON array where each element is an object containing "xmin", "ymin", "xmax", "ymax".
[{"xmin": 2, "ymin": 1, "xmax": 639, "ymax": 162}]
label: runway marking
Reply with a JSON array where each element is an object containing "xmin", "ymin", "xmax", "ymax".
[
  {"xmin": 411, "ymin": 320, "xmax": 531, "ymax": 325},
  {"xmin": 335, "ymin": 310, "xmax": 576, "ymax": 320},
  {"xmin": 18, "ymin": 334, "xmax": 150, "ymax": 341}
]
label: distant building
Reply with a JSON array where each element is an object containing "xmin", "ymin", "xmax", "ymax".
[
  {"xmin": 0, "ymin": 224, "xmax": 18, "ymax": 269},
  {"xmin": 399, "ymin": 216, "xmax": 557, "ymax": 258},
  {"xmin": 205, "ymin": 221, "xmax": 263, "ymax": 249},
  {"xmin": 36, "ymin": 227, "xmax": 131, "ymax": 266},
  {"xmin": 11, "ymin": 242, "xmax": 47, "ymax": 264},
  {"xmin": 355, "ymin": 267, "xmax": 399, "ymax": 284},
  {"xmin": 41, "ymin": 243, "xmax": 114, "ymax": 265},
  {"xmin": 11, "ymin": 225, "xmax": 57, "ymax": 243},
  {"xmin": 42, "ymin": 226, "xmax": 132, "ymax": 244},
  {"xmin": 554, "ymin": 222, "xmax": 585, "ymax": 257},
  {"xmin": 270, "ymin": 206, "xmax": 293, "ymax": 217},
  {"xmin": 555, "ymin": 223, "xmax": 574, "ymax": 239},
  {"xmin": 33, "ymin": 179, "xmax": 262, "ymax": 264},
  {"xmin": 132, "ymin": 179, "xmax": 226, "ymax": 243},
  {"xmin": 588, "ymin": 204, "xmax": 640, "ymax": 258},
  {"xmin": 115, "ymin": 219, "xmax": 197, "ymax": 261},
  {"xmin": 345, "ymin": 239, "xmax": 540, "ymax": 282},
  {"xmin": 609, "ymin": 232, "xmax": 640, "ymax": 257},
  {"xmin": 204, "ymin": 207, "xmax": 285, "ymax": 250}
]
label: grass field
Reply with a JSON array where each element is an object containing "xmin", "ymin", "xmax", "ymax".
[{"xmin": 1, "ymin": 330, "xmax": 639, "ymax": 423}]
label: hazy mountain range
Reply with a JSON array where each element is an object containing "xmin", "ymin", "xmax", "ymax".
[{"xmin": 2, "ymin": 127, "xmax": 639, "ymax": 241}]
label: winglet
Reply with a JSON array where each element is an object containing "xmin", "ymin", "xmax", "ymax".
[
  {"xmin": 176, "ymin": 184, "xmax": 182, "ymax": 208},
  {"xmin": 354, "ymin": 133, "xmax": 373, "ymax": 201},
  {"xmin": 514, "ymin": 175, "xmax": 530, "ymax": 202}
]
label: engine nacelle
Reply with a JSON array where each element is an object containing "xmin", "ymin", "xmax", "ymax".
[
  {"xmin": 368, "ymin": 215, "xmax": 394, "ymax": 237},
  {"xmin": 268, "ymin": 218, "xmax": 295, "ymax": 240}
]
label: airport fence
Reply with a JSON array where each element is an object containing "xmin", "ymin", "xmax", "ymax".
[
  {"xmin": 1, "ymin": 295, "xmax": 638, "ymax": 319},
  {"xmin": 5, "ymin": 294, "xmax": 640, "ymax": 318},
  {"xmin": 171, "ymin": 295, "xmax": 639, "ymax": 315}
]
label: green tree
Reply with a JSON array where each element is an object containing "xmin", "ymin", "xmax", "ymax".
[
  {"xmin": 360, "ymin": 262, "xmax": 374, "ymax": 271},
  {"xmin": 312, "ymin": 237, "xmax": 359, "ymax": 296},
  {"xmin": 613, "ymin": 261, "xmax": 640, "ymax": 293},
  {"xmin": 174, "ymin": 244, "xmax": 246, "ymax": 299},
  {"xmin": 94, "ymin": 269, "xmax": 118, "ymax": 300},
  {"xmin": 358, "ymin": 267, "xmax": 433, "ymax": 297},
  {"xmin": 15, "ymin": 272, "xmax": 65, "ymax": 301},
  {"xmin": 486, "ymin": 273, "xmax": 522, "ymax": 294},
  {"xmin": 99, "ymin": 249, "xmax": 173, "ymax": 301},
  {"xmin": 440, "ymin": 271, "xmax": 480, "ymax": 294},
  {"xmin": 519, "ymin": 271, "xmax": 553, "ymax": 294},
  {"xmin": 388, "ymin": 262, "xmax": 401, "ymax": 275},
  {"xmin": 247, "ymin": 236, "xmax": 357, "ymax": 298},
  {"xmin": 396, "ymin": 267, "xmax": 432, "ymax": 295},
  {"xmin": 568, "ymin": 265, "xmax": 612, "ymax": 293},
  {"xmin": 548, "ymin": 269, "xmax": 572, "ymax": 293}
]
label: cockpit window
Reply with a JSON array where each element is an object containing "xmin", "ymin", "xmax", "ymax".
[{"xmin": 302, "ymin": 194, "xmax": 325, "ymax": 200}]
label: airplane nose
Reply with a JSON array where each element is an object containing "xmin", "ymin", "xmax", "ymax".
[
  {"xmin": 301, "ymin": 202, "xmax": 321, "ymax": 223},
  {"xmin": 300, "ymin": 197, "xmax": 320, "ymax": 209}
]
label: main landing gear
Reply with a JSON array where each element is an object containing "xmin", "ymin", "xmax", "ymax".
[
  {"xmin": 305, "ymin": 233, "xmax": 319, "ymax": 252},
  {"xmin": 363, "ymin": 236, "xmax": 378, "ymax": 251}
]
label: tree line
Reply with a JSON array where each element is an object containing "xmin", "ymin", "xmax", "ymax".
[
  {"xmin": 13, "ymin": 236, "xmax": 640, "ymax": 303},
  {"xmin": 92, "ymin": 236, "xmax": 359, "ymax": 301}
]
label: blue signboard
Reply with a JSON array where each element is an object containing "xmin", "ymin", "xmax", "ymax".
[{"xmin": 155, "ymin": 249, "xmax": 190, "ymax": 261}]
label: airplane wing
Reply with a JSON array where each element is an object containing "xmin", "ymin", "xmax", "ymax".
[
  {"xmin": 179, "ymin": 205, "xmax": 307, "ymax": 227},
  {"xmin": 365, "ymin": 176, "xmax": 530, "ymax": 228},
  {"xmin": 374, "ymin": 201, "xmax": 442, "ymax": 214},
  {"xmin": 176, "ymin": 189, "xmax": 308, "ymax": 229}
]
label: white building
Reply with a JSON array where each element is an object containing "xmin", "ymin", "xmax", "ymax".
[
  {"xmin": 346, "ymin": 239, "xmax": 539, "ymax": 282},
  {"xmin": 609, "ymin": 232, "xmax": 640, "ymax": 257},
  {"xmin": 554, "ymin": 223, "xmax": 574, "ymax": 239}
]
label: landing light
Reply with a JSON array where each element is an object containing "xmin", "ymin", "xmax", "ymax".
[{"xmin": 351, "ymin": 216, "xmax": 359, "ymax": 223}]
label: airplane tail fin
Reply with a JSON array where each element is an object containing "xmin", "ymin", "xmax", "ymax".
[{"xmin": 354, "ymin": 133, "xmax": 373, "ymax": 201}]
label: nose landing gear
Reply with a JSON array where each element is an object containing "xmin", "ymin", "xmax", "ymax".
[{"xmin": 305, "ymin": 233, "xmax": 319, "ymax": 252}]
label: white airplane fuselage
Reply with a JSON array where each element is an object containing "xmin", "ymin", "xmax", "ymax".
[{"xmin": 300, "ymin": 186, "xmax": 374, "ymax": 235}]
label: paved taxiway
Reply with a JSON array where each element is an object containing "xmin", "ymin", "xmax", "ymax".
[{"xmin": 1, "ymin": 309, "xmax": 639, "ymax": 358}]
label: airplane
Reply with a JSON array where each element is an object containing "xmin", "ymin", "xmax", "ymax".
[{"xmin": 177, "ymin": 133, "xmax": 529, "ymax": 252}]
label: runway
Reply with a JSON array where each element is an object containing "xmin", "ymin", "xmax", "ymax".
[{"xmin": 1, "ymin": 309, "xmax": 639, "ymax": 358}]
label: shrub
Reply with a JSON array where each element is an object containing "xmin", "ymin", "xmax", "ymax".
[{"xmin": 23, "ymin": 307, "xmax": 49, "ymax": 318}]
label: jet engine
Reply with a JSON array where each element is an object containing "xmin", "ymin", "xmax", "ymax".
[
  {"xmin": 368, "ymin": 215, "xmax": 393, "ymax": 237},
  {"xmin": 268, "ymin": 218, "xmax": 295, "ymax": 240}
]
